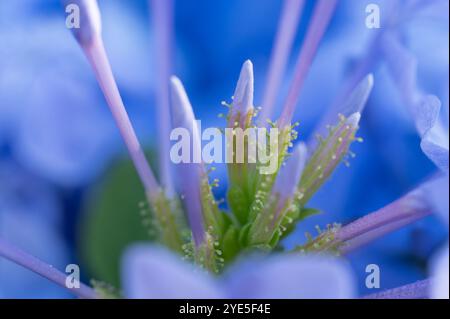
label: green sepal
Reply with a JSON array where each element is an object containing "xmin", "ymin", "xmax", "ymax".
[
  {"xmin": 238, "ymin": 223, "xmax": 252, "ymax": 247},
  {"xmin": 227, "ymin": 184, "xmax": 251, "ymax": 225},
  {"xmin": 222, "ymin": 225, "xmax": 240, "ymax": 262},
  {"xmin": 91, "ymin": 279, "xmax": 122, "ymax": 299},
  {"xmin": 200, "ymin": 171, "xmax": 225, "ymax": 239},
  {"xmin": 298, "ymin": 207, "xmax": 321, "ymax": 221},
  {"xmin": 149, "ymin": 191, "xmax": 186, "ymax": 253},
  {"xmin": 268, "ymin": 229, "xmax": 281, "ymax": 248}
]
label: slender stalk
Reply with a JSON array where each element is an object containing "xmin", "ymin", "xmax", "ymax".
[
  {"xmin": 82, "ymin": 38, "xmax": 160, "ymax": 199},
  {"xmin": 0, "ymin": 238, "xmax": 97, "ymax": 299},
  {"xmin": 362, "ymin": 279, "xmax": 430, "ymax": 299},
  {"xmin": 278, "ymin": 0, "xmax": 338, "ymax": 127},
  {"xmin": 258, "ymin": 0, "xmax": 305, "ymax": 125},
  {"xmin": 337, "ymin": 186, "xmax": 432, "ymax": 253},
  {"xmin": 150, "ymin": 0, "xmax": 175, "ymax": 196}
]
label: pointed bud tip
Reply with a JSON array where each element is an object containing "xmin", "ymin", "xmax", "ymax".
[
  {"xmin": 365, "ymin": 73, "xmax": 374, "ymax": 88},
  {"xmin": 240, "ymin": 60, "xmax": 254, "ymax": 87},
  {"xmin": 170, "ymin": 75, "xmax": 182, "ymax": 88},
  {"xmin": 231, "ymin": 60, "xmax": 255, "ymax": 119},
  {"xmin": 242, "ymin": 59, "xmax": 253, "ymax": 74},
  {"xmin": 170, "ymin": 76, "xmax": 189, "ymax": 105},
  {"xmin": 170, "ymin": 76, "xmax": 186, "ymax": 103},
  {"xmin": 169, "ymin": 75, "xmax": 197, "ymax": 128},
  {"xmin": 64, "ymin": 0, "xmax": 102, "ymax": 46},
  {"xmin": 346, "ymin": 112, "xmax": 361, "ymax": 129}
]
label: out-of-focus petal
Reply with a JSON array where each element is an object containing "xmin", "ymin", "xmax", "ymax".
[
  {"xmin": 121, "ymin": 244, "xmax": 223, "ymax": 299},
  {"xmin": 419, "ymin": 97, "xmax": 449, "ymax": 172},
  {"xmin": 424, "ymin": 174, "xmax": 449, "ymax": 226},
  {"xmin": 430, "ymin": 244, "xmax": 449, "ymax": 299},
  {"xmin": 381, "ymin": 32, "xmax": 449, "ymax": 171},
  {"xmin": 13, "ymin": 69, "xmax": 116, "ymax": 187},
  {"xmin": 0, "ymin": 164, "xmax": 70, "ymax": 298},
  {"xmin": 224, "ymin": 253, "xmax": 355, "ymax": 298}
]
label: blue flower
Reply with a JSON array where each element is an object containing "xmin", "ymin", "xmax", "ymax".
[{"xmin": 1, "ymin": 0, "xmax": 448, "ymax": 299}]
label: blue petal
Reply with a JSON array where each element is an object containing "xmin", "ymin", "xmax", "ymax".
[
  {"xmin": 223, "ymin": 253, "xmax": 356, "ymax": 298},
  {"xmin": 13, "ymin": 69, "xmax": 116, "ymax": 186},
  {"xmin": 430, "ymin": 243, "xmax": 449, "ymax": 299},
  {"xmin": 381, "ymin": 32, "xmax": 449, "ymax": 171},
  {"xmin": 0, "ymin": 164, "xmax": 70, "ymax": 298},
  {"xmin": 425, "ymin": 174, "xmax": 449, "ymax": 226},
  {"xmin": 419, "ymin": 97, "xmax": 449, "ymax": 172},
  {"xmin": 121, "ymin": 244, "xmax": 223, "ymax": 299}
]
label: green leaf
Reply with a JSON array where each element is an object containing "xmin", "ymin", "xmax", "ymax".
[{"xmin": 80, "ymin": 156, "xmax": 156, "ymax": 288}]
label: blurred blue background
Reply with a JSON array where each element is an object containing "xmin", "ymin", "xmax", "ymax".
[{"xmin": 0, "ymin": 0, "xmax": 448, "ymax": 298}]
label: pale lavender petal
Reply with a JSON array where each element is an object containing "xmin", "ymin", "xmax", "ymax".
[
  {"xmin": 423, "ymin": 174, "xmax": 449, "ymax": 226},
  {"xmin": 170, "ymin": 76, "xmax": 205, "ymax": 246},
  {"xmin": 150, "ymin": 0, "xmax": 175, "ymax": 196},
  {"xmin": 121, "ymin": 244, "xmax": 223, "ymax": 299},
  {"xmin": 278, "ymin": 0, "xmax": 338, "ymax": 127},
  {"xmin": 258, "ymin": 0, "xmax": 305, "ymax": 124},
  {"xmin": 224, "ymin": 253, "xmax": 355, "ymax": 299},
  {"xmin": 430, "ymin": 244, "xmax": 449, "ymax": 299}
]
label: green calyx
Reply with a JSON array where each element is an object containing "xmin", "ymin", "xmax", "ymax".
[{"xmin": 140, "ymin": 110, "xmax": 361, "ymax": 275}]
